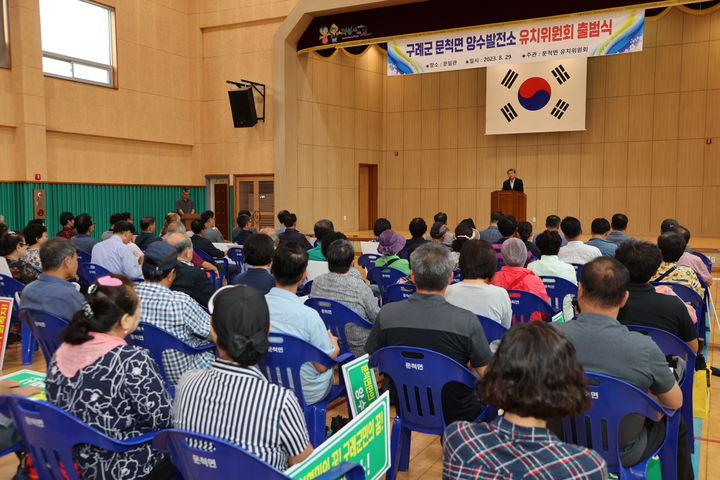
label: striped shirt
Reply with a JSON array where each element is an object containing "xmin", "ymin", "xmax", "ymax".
[
  {"xmin": 443, "ymin": 417, "xmax": 607, "ymax": 479},
  {"xmin": 172, "ymin": 359, "xmax": 309, "ymax": 470}
]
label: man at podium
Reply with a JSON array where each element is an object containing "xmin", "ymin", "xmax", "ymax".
[
  {"xmin": 502, "ymin": 168, "xmax": 524, "ymax": 192},
  {"xmin": 176, "ymin": 187, "xmax": 196, "ymax": 215}
]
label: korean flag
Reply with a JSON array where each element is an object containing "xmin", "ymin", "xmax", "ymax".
[{"xmin": 485, "ymin": 57, "xmax": 587, "ymax": 135}]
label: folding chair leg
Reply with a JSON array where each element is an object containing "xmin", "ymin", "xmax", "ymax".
[
  {"xmin": 387, "ymin": 416, "xmax": 402, "ymax": 480},
  {"xmin": 21, "ymin": 324, "xmax": 35, "ymax": 365},
  {"xmin": 399, "ymin": 426, "xmax": 412, "ymax": 472}
]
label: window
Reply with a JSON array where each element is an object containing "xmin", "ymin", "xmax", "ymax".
[{"xmin": 39, "ymin": 0, "xmax": 115, "ymax": 87}]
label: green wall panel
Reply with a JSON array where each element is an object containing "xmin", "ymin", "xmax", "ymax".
[{"xmin": 0, "ymin": 183, "xmax": 205, "ymax": 239}]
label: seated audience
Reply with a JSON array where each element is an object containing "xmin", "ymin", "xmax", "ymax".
[
  {"xmin": 443, "ymin": 322, "xmax": 607, "ymax": 480},
  {"xmin": 165, "ymin": 232, "xmax": 214, "ymax": 307},
  {"xmin": 135, "ymin": 216, "xmax": 162, "ymax": 251},
  {"xmin": 0, "ymin": 232, "xmax": 39, "ymax": 284},
  {"xmin": 554, "ymin": 257, "xmax": 692, "ymax": 479},
  {"xmin": 135, "ymin": 242, "xmax": 214, "ymax": 386},
  {"xmin": 428, "ymin": 212, "xmax": 453, "ymax": 244},
  {"xmin": 493, "ymin": 215, "xmax": 517, "ymax": 247},
  {"xmin": 528, "ymin": 231, "xmax": 577, "ymax": 285},
  {"xmin": 517, "ymin": 221, "xmax": 541, "ymax": 258},
  {"xmin": 260, "ymin": 226, "xmax": 281, "ymax": 247},
  {"xmin": 606, "ymin": 213, "xmax": 633, "ymax": 246},
  {"xmin": 491, "ymin": 238, "xmax": 549, "ymax": 304},
  {"xmin": 373, "ymin": 218, "xmax": 392, "ymax": 239},
  {"xmin": 238, "ymin": 210, "xmax": 258, "ymax": 234},
  {"xmin": 191, "ymin": 220, "xmax": 227, "ymax": 258},
  {"xmin": 266, "ymin": 245, "xmax": 340, "ymax": 404},
  {"xmin": 278, "ymin": 213, "xmax": 312, "ymax": 250},
  {"xmin": 166, "ymin": 220, "xmax": 218, "ymax": 274},
  {"xmin": 55, "ymin": 211, "xmax": 77, "ymax": 239},
  {"xmin": 651, "ymin": 232, "xmax": 704, "ymax": 298},
  {"xmin": 660, "ymin": 218, "xmax": 678, "ymax": 233},
  {"xmin": 160, "ymin": 212, "xmax": 182, "ymax": 236},
  {"xmin": 673, "ymin": 225, "xmax": 712, "ymax": 285},
  {"xmin": 365, "ymin": 242, "xmax": 491, "ymax": 424},
  {"xmin": 20, "ymin": 238, "xmax": 84, "ymax": 320},
  {"xmin": 445, "ymin": 240, "xmax": 512, "ymax": 328},
  {"xmin": 430, "ymin": 221, "xmax": 449, "ymax": 243},
  {"xmin": 558, "ymin": 217, "xmax": 601, "ymax": 265},
  {"xmin": 615, "ymin": 240, "xmax": 698, "ymax": 352},
  {"xmin": 101, "ymin": 213, "xmax": 124, "ymax": 241},
  {"xmin": 201, "ymin": 210, "xmax": 225, "ymax": 243},
  {"xmin": 307, "ymin": 219, "xmax": 334, "ymax": 261},
  {"xmin": 46, "ymin": 275, "xmax": 172, "ymax": 480},
  {"xmin": 450, "ymin": 221, "xmax": 478, "ymax": 269},
  {"xmin": 21, "ymin": 222, "xmax": 48, "ymax": 271},
  {"xmin": 275, "ymin": 210, "xmax": 291, "ymax": 235},
  {"xmin": 233, "ymin": 233, "xmax": 276, "ymax": 294},
  {"xmin": 232, "ymin": 214, "xmax": 254, "ymax": 245},
  {"xmin": 375, "ymin": 230, "xmax": 410, "ymax": 275},
  {"xmin": 310, "ymin": 239, "xmax": 379, "ymax": 357},
  {"xmin": 403, "ymin": 217, "xmax": 429, "ymax": 257},
  {"xmin": 478, "ymin": 211, "xmax": 503, "ymax": 244},
  {"xmin": 173, "ymin": 285, "xmax": 312, "ymax": 470},
  {"xmin": 533, "ymin": 214, "xmax": 568, "ymax": 246},
  {"xmin": 586, "ymin": 218, "xmax": 618, "ymax": 257},
  {"xmin": 72, "ymin": 213, "xmax": 98, "ymax": 254},
  {"xmin": 91, "ymin": 221, "xmax": 142, "ymax": 278}
]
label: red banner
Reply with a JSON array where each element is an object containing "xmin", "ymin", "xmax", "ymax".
[{"xmin": 0, "ymin": 297, "xmax": 14, "ymax": 371}]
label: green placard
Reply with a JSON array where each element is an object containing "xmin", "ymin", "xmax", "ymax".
[
  {"xmin": 552, "ymin": 311, "xmax": 564, "ymax": 323},
  {"xmin": 0, "ymin": 369, "xmax": 46, "ymax": 400},
  {"xmin": 341, "ymin": 354, "xmax": 379, "ymax": 417},
  {"xmin": 287, "ymin": 391, "xmax": 391, "ymax": 480}
]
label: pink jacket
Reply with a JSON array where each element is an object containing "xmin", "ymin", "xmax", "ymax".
[{"xmin": 491, "ymin": 266, "xmax": 550, "ymax": 302}]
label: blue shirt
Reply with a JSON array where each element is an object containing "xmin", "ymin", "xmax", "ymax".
[
  {"xmin": 586, "ymin": 237, "xmax": 618, "ymax": 257},
  {"xmin": 606, "ymin": 230, "xmax": 633, "ymax": 246},
  {"xmin": 233, "ymin": 267, "xmax": 276, "ymax": 294},
  {"xmin": 533, "ymin": 230, "xmax": 569, "ymax": 246},
  {"xmin": 71, "ymin": 234, "xmax": 98, "ymax": 254},
  {"xmin": 478, "ymin": 226, "xmax": 502, "ymax": 244},
  {"xmin": 91, "ymin": 235, "xmax": 142, "ymax": 278},
  {"xmin": 265, "ymin": 287, "xmax": 334, "ymax": 404},
  {"xmin": 19, "ymin": 274, "xmax": 84, "ymax": 320}
]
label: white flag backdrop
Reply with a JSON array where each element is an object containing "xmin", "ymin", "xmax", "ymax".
[{"xmin": 485, "ymin": 57, "xmax": 587, "ymax": 135}]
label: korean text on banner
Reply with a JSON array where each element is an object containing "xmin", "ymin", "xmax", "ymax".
[
  {"xmin": 341, "ymin": 354, "xmax": 380, "ymax": 417},
  {"xmin": 0, "ymin": 297, "xmax": 13, "ymax": 371},
  {"xmin": 388, "ymin": 9, "xmax": 644, "ymax": 76},
  {"xmin": 287, "ymin": 391, "xmax": 391, "ymax": 480}
]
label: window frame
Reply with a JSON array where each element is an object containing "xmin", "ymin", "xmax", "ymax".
[
  {"xmin": 40, "ymin": 0, "xmax": 117, "ymax": 88},
  {"xmin": 0, "ymin": 0, "xmax": 9, "ymax": 69}
]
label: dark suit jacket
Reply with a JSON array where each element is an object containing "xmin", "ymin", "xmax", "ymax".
[
  {"xmin": 278, "ymin": 228, "xmax": 313, "ymax": 250},
  {"xmin": 191, "ymin": 234, "xmax": 225, "ymax": 258},
  {"xmin": 502, "ymin": 178, "xmax": 524, "ymax": 192},
  {"xmin": 171, "ymin": 261, "xmax": 214, "ymax": 307}
]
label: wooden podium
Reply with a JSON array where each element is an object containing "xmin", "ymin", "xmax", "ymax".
[
  {"xmin": 491, "ymin": 191, "xmax": 527, "ymax": 222},
  {"xmin": 181, "ymin": 213, "xmax": 201, "ymax": 231}
]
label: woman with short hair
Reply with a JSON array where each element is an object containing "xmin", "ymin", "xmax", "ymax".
[
  {"xmin": 0, "ymin": 232, "xmax": 39, "ymax": 284},
  {"xmin": 443, "ymin": 322, "xmax": 607, "ymax": 479},
  {"xmin": 21, "ymin": 223, "xmax": 48, "ymax": 271}
]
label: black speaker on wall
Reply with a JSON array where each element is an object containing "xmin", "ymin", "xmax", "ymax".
[{"xmin": 228, "ymin": 87, "xmax": 257, "ymax": 128}]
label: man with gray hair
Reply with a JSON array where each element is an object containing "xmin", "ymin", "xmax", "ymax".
[
  {"xmin": 165, "ymin": 232, "xmax": 214, "ymax": 307},
  {"xmin": 364, "ymin": 242, "xmax": 491, "ymax": 424},
  {"xmin": 165, "ymin": 221, "xmax": 219, "ymax": 276},
  {"xmin": 20, "ymin": 238, "xmax": 84, "ymax": 320}
]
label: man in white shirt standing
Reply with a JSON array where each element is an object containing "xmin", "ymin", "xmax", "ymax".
[{"xmin": 558, "ymin": 217, "xmax": 601, "ymax": 265}]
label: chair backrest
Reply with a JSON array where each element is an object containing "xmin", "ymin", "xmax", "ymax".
[
  {"xmin": 476, "ymin": 315, "xmax": 508, "ymax": 344},
  {"xmin": 560, "ymin": 372, "xmax": 674, "ymax": 473},
  {"xmin": 305, "ymin": 298, "xmax": 372, "ymax": 355},
  {"xmin": 19, "ymin": 309, "xmax": 68, "ymax": 367},
  {"xmin": 258, "ymin": 333, "xmax": 335, "ymax": 407},
  {"xmin": 382, "ymin": 284, "xmax": 417, "ymax": 304},
  {"xmin": 652, "ymin": 282, "xmax": 704, "ymax": 320},
  {"xmin": 125, "ymin": 322, "xmax": 214, "ymax": 396},
  {"xmin": 451, "ymin": 269, "xmax": 463, "ymax": 284},
  {"xmin": 226, "ymin": 247, "xmax": 244, "ymax": 265},
  {"xmin": 691, "ymin": 251, "xmax": 713, "ymax": 275},
  {"xmin": 0, "ymin": 274, "xmax": 25, "ymax": 322},
  {"xmin": 203, "ymin": 269, "xmax": 219, "ymax": 290},
  {"xmin": 570, "ymin": 263, "xmax": 583, "ymax": 282},
  {"xmin": 153, "ymin": 429, "xmax": 294, "ymax": 480},
  {"xmin": 366, "ymin": 267, "xmax": 406, "ymax": 293},
  {"xmin": 0, "ymin": 395, "xmax": 153, "ymax": 480},
  {"xmin": 507, "ymin": 290, "xmax": 557, "ymax": 324},
  {"xmin": 75, "ymin": 250, "xmax": 91, "ymax": 264},
  {"xmin": 297, "ymin": 280, "xmax": 313, "ymax": 297},
  {"xmin": 368, "ymin": 346, "xmax": 477, "ymax": 435},
  {"xmin": 357, "ymin": 253, "xmax": 381, "ymax": 270},
  {"xmin": 540, "ymin": 276, "xmax": 578, "ymax": 312},
  {"xmin": 194, "ymin": 248, "xmax": 217, "ymax": 262},
  {"xmin": 77, "ymin": 263, "xmax": 112, "ymax": 284}
]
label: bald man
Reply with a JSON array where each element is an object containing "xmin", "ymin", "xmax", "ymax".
[{"xmin": 165, "ymin": 233, "xmax": 215, "ymax": 307}]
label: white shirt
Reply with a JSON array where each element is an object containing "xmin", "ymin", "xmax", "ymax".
[
  {"xmin": 527, "ymin": 255, "xmax": 577, "ymax": 285},
  {"xmin": 558, "ymin": 241, "xmax": 602, "ymax": 265},
  {"xmin": 445, "ymin": 282, "xmax": 512, "ymax": 328},
  {"xmin": 91, "ymin": 235, "xmax": 143, "ymax": 278}
]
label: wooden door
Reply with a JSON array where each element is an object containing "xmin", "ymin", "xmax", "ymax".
[
  {"xmin": 234, "ymin": 175, "xmax": 275, "ymax": 229},
  {"xmin": 214, "ymin": 183, "xmax": 229, "ymax": 238},
  {"xmin": 358, "ymin": 164, "xmax": 378, "ymax": 230}
]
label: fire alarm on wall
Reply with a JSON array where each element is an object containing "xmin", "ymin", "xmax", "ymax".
[
  {"xmin": 707, "ymin": 138, "xmax": 712, "ymax": 145},
  {"xmin": 34, "ymin": 174, "xmax": 41, "ymax": 180}
]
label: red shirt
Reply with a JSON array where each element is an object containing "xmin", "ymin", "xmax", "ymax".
[{"xmin": 56, "ymin": 226, "xmax": 77, "ymax": 239}]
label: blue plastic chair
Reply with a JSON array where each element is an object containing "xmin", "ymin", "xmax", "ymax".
[
  {"xmin": 652, "ymin": 282, "xmax": 706, "ymax": 341},
  {"xmin": 194, "ymin": 248, "xmax": 230, "ymax": 285},
  {"xmin": 0, "ymin": 274, "xmax": 35, "ymax": 365},
  {"xmin": 154, "ymin": 429, "xmax": 365, "ymax": 480},
  {"xmin": 357, "ymin": 254, "xmax": 381, "ymax": 271},
  {"xmin": 77, "ymin": 262, "xmax": 112, "ymax": 285},
  {"xmin": 227, "ymin": 246, "xmax": 245, "ymax": 265},
  {"xmin": 75, "ymin": 250, "xmax": 91, "ymax": 264},
  {"xmin": 507, "ymin": 290, "xmax": 558, "ymax": 324},
  {"xmin": 691, "ymin": 251, "xmax": 713, "ymax": 275},
  {"xmin": 476, "ymin": 315, "xmax": 508, "ymax": 343},
  {"xmin": 258, "ymin": 333, "xmax": 354, "ymax": 447},
  {"xmin": 125, "ymin": 322, "xmax": 215, "ymax": 397},
  {"xmin": 369, "ymin": 346, "xmax": 497, "ymax": 480},
  {"xmin": 203, "ymin": 269, "xmax": 219, "ymax": 290},
  {"xmin": 382, "ymin": 284, "xmax": 417, "ymax": 304},
  {"xmin": 570, "ymin": 263, "xmax": 583, "ymax": 282},
  {"xmin": 451, "ymin": 269, "xmax": 463, "ymax": 284},
  {"xmin": 19, "ymin": 309, "xmax": 68, "ymax": 368},
  {"xmin": 560, "ymin": 372, "xmax": 679, "ymax": 480},
  {"xmin": 366, "ymin": 267, "xmax": 406, "ymax": 296},
  {"xmin": 297, "ymin": 280, "xmax": 313, "ymax": 297},
  {"xmin": 0, "ymin": 395, "xmax": 161, "ymax": 480},
  {"xmin": 305, "ymin": 298, "xmax": 373, "ymax": 356},
  {"xmin": 540, "ymin": 276, "xmax": 578, "ymax": 314},
  {"xmin": 626, "ymin": 325, "xmax": 696, "ymax": 453}
]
